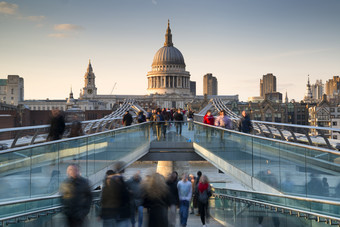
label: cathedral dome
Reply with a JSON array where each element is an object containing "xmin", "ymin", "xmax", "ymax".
[
  {"xmin": 152, "ymin": 46, "xmax": 185, "ymax": 66},
  {"xmin": 151, "ymin": 20, "xmax": 185, "ymax": 67}
]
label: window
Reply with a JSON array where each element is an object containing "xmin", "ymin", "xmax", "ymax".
[
  {"xmin": 11, "ymin": 97, "xmax": 13, "ymax": 100},
  {"xmin": 333, "ymin": 135, "xmax": 338, "ymax": 139},
  {"xmin": 331, "ymin": 108, "xmax": 335, "ymax": 112},
  {"xmin": 11, "ymin": 88, "xmax": 14, "ymax": 94},
  {"xmin": 333, "ymin": 122, "xmax": 337, "ymax": 126}
]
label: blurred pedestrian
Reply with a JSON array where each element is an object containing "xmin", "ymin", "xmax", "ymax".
[
  {"xmin": 123, "ymin": 111, "xmax": 133, "ymax": 126},
  {"xmin": 68, "ymin": 116, "xmax": 84, "ymax": 138},
  {"xmin": 127, "ymin": 171, "xmax": 144, "ymax": 227},
  {"xmin": 47, "ymin": 109, "xmax": 65, "ymax": 141},
  {"xmin": 238, "ymin": 111, "xmax": 253, "ymax": 133},
  {"xmin": 137, "ymin": 111, "xmax": 146, "ymax": 123},
  {"xmin": 193, "ymin": 171, "xmax": 202, "ymax": 216},
  {"xmin": 203, "ymin": 110, "xmax": 214, "ymax": 141},
  {"xmin": 99, "ymin": 162, "xmax": 131, "ymax": 227},
  {"xmin": 197, "ymin": 175, "xmax": 212, "ymax": 227},
  {"xmin": 187, "ymin": 109, "xmax": 194, "ymax": 131},
  {"xmin": 174, "ymin": 108, "xmax": 184, "ymax": 135},
  {"xmin": 189, "ymin": 174, "xmax": 196, "ymax": 214},
  {"xmin": 177, "ymin": 173, "xmax": 192, "ymax": 227},
  {"xmin": 215, "ymin": 110, "xmax": 232, "ymax": 129},
  {"xmin": 166, "ymin": 172, "xmax": 179, "ymax": 227},
  {"xmin": 142, "ymin": 172, "xmax": 170, "ymax": 227},
  {"xmin": 60, "ymin": 164, "xmax": 92, "ymax": 227}
]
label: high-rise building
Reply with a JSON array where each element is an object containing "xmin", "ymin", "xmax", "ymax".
[
  {"xmin": 190, "ymin": 81, "xmax": 196, "ymax": 96},
  {"xmin": 0, "ymin": 75, "xmax": 24, "ymax": 105},
  {"xmin": 311, "ymin": 79, "xmax": 324, "ymax": 101},
  {"xmin": 203, "ymin": 73, "xmax": 218, "ymax": 95},
  {"xmin": 260, "ymin": 73, "xmax": 276, "ymax": 97},
  {"xmin": 325, "ymin": 76, "xmax": 340, "ymax": 99}
]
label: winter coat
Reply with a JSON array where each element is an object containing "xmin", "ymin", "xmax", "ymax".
[
  {"xmin": 203, "ymin": 114, "xmax": 214, "ymax": 125},
  {"xmin": 60, "ymin": 176, "xmax": 92, "ymax": 221},
  {"xmin": 239, "ymin": 115, "xmax": 253, "ymax": 133},
  {"xmin": 123, "ymin": 113, "xmax": 133, "ymax": 126},
  {"xmin": 100, "ymin": 175, "xmax": 131, "ymax": 220}
]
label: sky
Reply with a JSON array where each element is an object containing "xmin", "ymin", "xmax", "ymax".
[{"xmin": 1, "ymin": 0, "xmax": 340, "ymax": 102}]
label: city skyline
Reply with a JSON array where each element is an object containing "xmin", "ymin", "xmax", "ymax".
[{"xmin": 1, "ymin": 0, "xmax": 339, "ymax": 102}]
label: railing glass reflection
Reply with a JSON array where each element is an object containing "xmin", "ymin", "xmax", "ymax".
[{"xmin": 0, "ymin": 123, "xmax": 150, "ymax": 202}]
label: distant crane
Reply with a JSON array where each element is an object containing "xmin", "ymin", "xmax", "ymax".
[{"xmin": 110, "ymin": 82, "xmax": 117, "ymax": 94}]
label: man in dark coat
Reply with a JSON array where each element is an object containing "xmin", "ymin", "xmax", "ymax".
[
  {"xmin": 239, "ymin": 111, "xmax": 253, "ymax": 133},
  {"xmin": 60, "ymin": 164, "xmax": 92, "ymax": 227},
  {"xmin": 47, "ymin": 109, "xmax": 65, "ymax": 141},
  {"xmin": 123, "ymin": 111, "xmax": 133, "ymax": 126},
  {"xmin": 173, "ymin": 109, "xmax": 184, "ymax": 135},
  {"xmin": 99, "ymin": 161, "xmax": 131, "ymax": 226}
]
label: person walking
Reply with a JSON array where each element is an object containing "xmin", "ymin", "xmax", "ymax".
[
  {"xmin": 60, "ymin": 164, "xmax": 92, "ymax": 227},
  {"xmin": 174, "ymin": 108, "xmax": 184, "ymax": 135},
  {"xmin": 193, "ymin": 171, "xmax": 202, "ymax": 216},
  {"xmin": 47, "ymin": 109, "xmax": 65, "ymax": 141},
  {"xmin": 166, "ymin": 172, "xmax": 179, "ymax": 227},
  {"xmin": 126, "ymin": 172, "xmax": 144, "ymax": 227},
  {"xmin": 203, "ymin": 110, "xmax": 214, "ymax": 142},
  {"xmin": 197, "ymin": 175, "xmax": 212, "ymax": 227},
  {"xmin": 177, "ymin": 173, "xmax": 192, "ymax": 227},
  {"xmin": 141, "ymin": 172, "xmax": 170, "ymax": 227},
  {"xmin": 215, "ymin": 110, "xmax": 232, "ymax": 129},
  {"xmin": 99, "ymin": 162, "xmax": 131, "ymax": 227},
  {"xmin": 123, "ymin": 111, "xmax": 133, "ymax": 126},
  {"xmin": 238, "ymin": 111, "xmax": 253, "ymax": 133},
  {"xmin": 187, "ymin": 109, "xmax": 194, "ymax": 131}
]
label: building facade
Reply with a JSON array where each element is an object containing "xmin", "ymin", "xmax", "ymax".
[
  {"xmin": 260, "ymin": 73, "xmax": 276, "ymax": 98},
  {"xmin": 311, "ymin": 79, "xmax": 324, "ymax": 101},
  {"xmin": 0, "ymin": 75, "xmax": 24, "ymax": 105},
  {"xmin": 203, "ymin": 73, "xmax": 218, "ymax": 95}
]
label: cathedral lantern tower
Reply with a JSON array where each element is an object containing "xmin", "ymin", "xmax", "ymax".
[
  {"xmin": 147, "ymin": 20, "xmax": 191, "ymax": 95},
  {"xmin": 82, "ymin": 60, "xmax": 97, "ymax": 98}
]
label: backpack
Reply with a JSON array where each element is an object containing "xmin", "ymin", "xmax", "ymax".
[{"xmin": 198, "ymin": 186, "xmax": 211, "ymax": 204}]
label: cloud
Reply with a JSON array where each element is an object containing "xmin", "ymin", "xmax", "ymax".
[
  {"xmin": 54, "ymin": 24, "xmax": 84, "ymax": 31},
  {"xmin": 26, "ymin": 15, "xmax": 45, "ymax": 21},
  {"xmin": 48, "ymin": 33, "xmax": 70, "ymax": 38},
  {"xmin": 0, "ymin": 1, "xmax": 18, "ymax": 15}
]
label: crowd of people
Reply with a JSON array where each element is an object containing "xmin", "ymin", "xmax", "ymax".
[{"xmin": 60, "ymin": 163, "xmax": 212, "ymax": 227}]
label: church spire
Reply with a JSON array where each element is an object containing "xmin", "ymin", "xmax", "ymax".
[
  {"xmin": 87, "ymin": 59, "xmax": 93, "ymax": 72},
  {"xmin": 164, "ymin": 19, "xmax": 173, "ymax": 47}
]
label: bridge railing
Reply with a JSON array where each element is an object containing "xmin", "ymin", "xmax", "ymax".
[
  {"xmin": 192, "ymin": 121, "xmax": 340, "ymax": 200},
  {"xmin": 211, "ymin": 187, "xmax": 340, "ymax": 226},
  {"xmin": 193, "ymin": 114, "xmax": 340, "ymax": 150},
  {"xmin": 0, "ymin": 122, "xmax": 150, "ymax": 203},
  {"xmin": 0, "ymin": 117, "xmax": 139, "ymax": 150}
]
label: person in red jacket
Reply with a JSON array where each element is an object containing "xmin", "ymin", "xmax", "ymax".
[
  {"xmin": 203, "ymin": 110, "xmax": 214, "ymax": 125},
  {"xmin": 203, "ymin": 110, "xmax": 214, "ymax": 141}
]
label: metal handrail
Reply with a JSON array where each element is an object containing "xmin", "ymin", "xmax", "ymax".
[
  {"xmin": 195, "ymin": 114, "xmax": 340, "ymax": 133},
  {"xmin": 0, "ymin": 117, "xmax": 123, "ymax": 133},
  {"xmin": 0, "ymin": 191, "xmax": 101, "ymax": 224},
  {"xmin": 213, "ymin": 187, "xmax": 340, "ymax": 205},
  {"xmin": 0, "ymin": 121, "xmax": 149, "ymax": 155},
  {"xmin": 213, "ymin": 188, "xmax": 340, "ymax": 223},
  {"xmin": 193, "ymin": 121, "xmax": 340, "ymax": 155}
]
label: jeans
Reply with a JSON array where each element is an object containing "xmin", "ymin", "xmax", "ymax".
[
  {"xmin": 103, "ymin": 218, "xmax": 130, "ymax": 227},
  {"xmin": 179, "ymin": 200, "xmax": 190, "ymax": 227},
  {"xmin": 131, "ymin": 206, "xmax": 143, "ymax": 227},
  {"xmin": 175, "ymin": 122, "xmax": 182, "ymax": 135}
]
